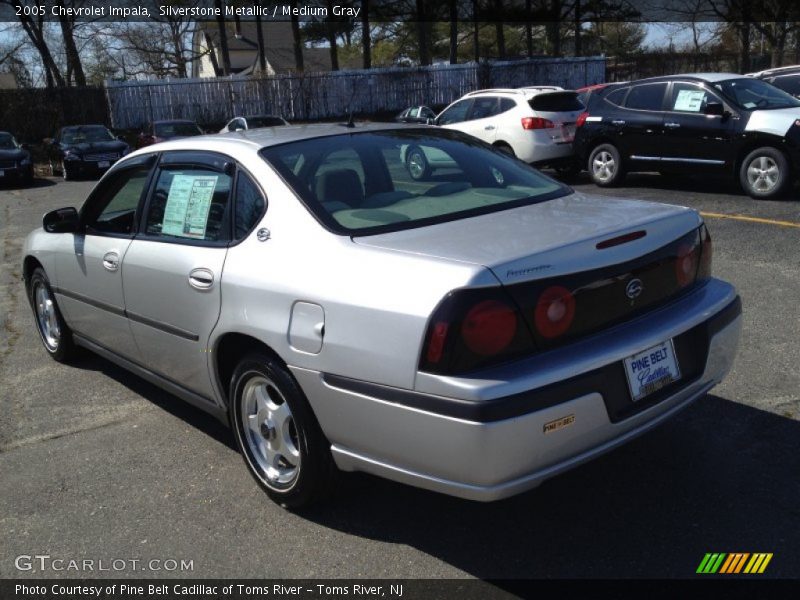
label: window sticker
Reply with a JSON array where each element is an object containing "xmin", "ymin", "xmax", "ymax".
[
  {"xmin": 674, "ymin": 89, "xmax": 706, "ymax": 112},
  {"xmin": 161, "ymin": 174, "xmax": 218, "ymax": 239}
]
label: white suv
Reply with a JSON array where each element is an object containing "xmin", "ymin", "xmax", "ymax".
[{"xmin": 431, "ymin": 87, "xmax": 583, "ymax": 169}]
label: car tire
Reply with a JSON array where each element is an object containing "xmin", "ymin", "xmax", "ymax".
[
  {"xmin": 28, "ymin": 267, "xmax": 78, "ymax": 363},
  {"xmin": 61, "ymin": 161, "xmax": 72, "ymax": 181},
  {"xmin": 406, "ymin": 146, "xmax": 431, "ymax": 180},
  {"xmin": 739, "ymin": 147, "xmax": 789, "ymax": 199},
  {"xmin": 494, "ymin": 142, "xmax": 516, "ymax": 158},
  {"xmin": 49, "ymin": 161, "xmax": 60, "ymax": 177},
  {"xmin": 588, "ymin": 143, "xmax": 625, "ymax": 186},
  {"xmin": 229, "ymin": 353, "xmax": 336, "ymax": 509}
]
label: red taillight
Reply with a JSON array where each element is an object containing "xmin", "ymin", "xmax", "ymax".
[
  {"xmin": 521, "ymin": 117, "xmax": 555, "ymax": 130},
  {"xmin": 461, "ymin": 300, "xmax": 518, "ymax": 356},
  {"xmin": 425, "ymin": 322, "xmax": 449, "ymax": 364},
  {"xmin": 698, "ymin": 226, "xmax": 712, "ymax": 279},
  {"xmin": 675, "ymin": 243, "xmax": 698, "ymax": 287},
  {"xmin": 576, "ymin": 112, "xmax": 589, "ymax": 128},
  {"xmin": 534, "ymin": 286, "xmax": 576, "ymax": 339}
]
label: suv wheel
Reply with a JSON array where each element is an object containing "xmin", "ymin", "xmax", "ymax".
[
  {"xmin": 494, "ymin": 142, "xmax": 515, "ymax": 157},
  {"xmin": 406, "ymin": 146, "xmax": 430, "ymax": 181},
  {"xmin": 230, "ymin": 353, "xmax": 336, "ymax": 508},
  {"xmin": 740, "ymin": 147, "xmax": 789, "ymax": 199},
  {"xmin": 589, "ymin": 143, "xmax": 625, "ymax": 186}
]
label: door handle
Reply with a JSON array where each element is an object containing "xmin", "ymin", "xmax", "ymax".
[
  {"xmin": 611, "ymin": 120, "xmax": 626, "ymax": 125},
  {"xmin": 102, "ymin": 251, "xmax": 119, "ymax": 272},
  {"xmin": 484, "ymin": 125, "xmax": 495, "ymax": 130},
  {"xmin": 188, "ymin": 268, "xmax": 215, "ymax": 290},
  {"xmin": 665, "ymin": 122, "xmax": 681, "ymax": 128}
]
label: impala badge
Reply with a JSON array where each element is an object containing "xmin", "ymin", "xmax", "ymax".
[{"xmin": 626, "ymin": 278, "xmax": 643, "ymax": 300}]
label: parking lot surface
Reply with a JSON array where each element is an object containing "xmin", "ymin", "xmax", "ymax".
[{"xmin": 1, "ymin": 172, "xmax": 798, "ymax": 580}]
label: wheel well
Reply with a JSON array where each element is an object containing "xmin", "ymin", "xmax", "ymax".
[
  {"xmin": 734, "ymin": 143, "xmax": 789, "ymax": 176},
  {"xmin": 492, "ymin": 141, "xmax": 511, "ymax": 148},
  {"xmin": 214, "ymin": 333, "xmax": 286, "ymax": 406},
  {"xmin": 23, "ymin": 256, "xmax": 43, "ymax": 287}
]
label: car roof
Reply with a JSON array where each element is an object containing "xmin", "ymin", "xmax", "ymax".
[
  {"xmin": 621, "ymin": 73, "xmax": 742, "ymax": 86},
  {"xmin": 242, "ymin": 114, "xmax": 285, "ymax": 120},
  {"xmin": 154, "ymin": 119, "xmax": 197, "ymax": 124},
  {"xmin": 749, "ymin": 65, "xmax": 800, "ymax": 78},
  {"xmin": 125, "ymin": 122, "xmax": 423, "ymax": 159},
  {"xmin": 462, "ymin": 86, "xmax": 566, "ymax": 99}
]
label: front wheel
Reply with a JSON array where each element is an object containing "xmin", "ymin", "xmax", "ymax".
[
  {"xmin": 28, "ymin": 267, "xmax": 78, "ymax": 362},
  {"xmin": 229, "ymin": 353, "xmax": 336, "ymax": 509},
  {"xmin": 588, "ymin": 143, "xmax": 625, "ymax": 186},
  {"xmin": 406, "ymin": 146, "xmax": 431, "ymax": 180},
  {"xmin": 61, "ymin": 161, "xmax": 72, "ymax": 181},
  {"xmin": 740, "ymin": 147, "xmax": 789, "ymax": 199}
]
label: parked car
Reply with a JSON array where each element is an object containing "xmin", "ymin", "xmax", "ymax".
[
  {"xmin": 395, "ymin": 106, "xmax": 437, "ymax": 124},
  {"xmin": 573, "ymin": 73, "xmax": 800, "ymax": 199},
  {"xmin": 749, "ymin": 65, "xmax": 800, "ymax": 98},
  {"xmin": 410, "ymin": 87, "xmax": 584, "ymax": 179},
  {"xmin": 23, "ymin": 124, "xmax": 741, "ymax": 508},
  {"xmin": 0, "ymin": 131, "xmax": 33, "ymax": 186},
  {"xmin": 46, "ymin": 124, "xmax": 130, "ymax": 181},
  {"xmin": 138, "ymin": 120, "xmax": 204, "ymax": 148},
  {"xmin": 219, "ymin": 115, "xmax": 290, "ymax": 133}
]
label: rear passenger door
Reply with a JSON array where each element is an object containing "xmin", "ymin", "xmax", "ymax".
[
  {"xmin": 616, "ymin": 82, "xmax": 668, "ymax": 164},
  {"xmin": 457, "ymin": 96, "xmax": 502, "ymax": 144},
  {"xmin": 121, "ymin": 151, "xmax": 264, "ymax": 400}
]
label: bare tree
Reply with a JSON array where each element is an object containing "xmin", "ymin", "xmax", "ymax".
[
  {"xmin": 0, "ymin": 0, "xmax": 65, "ymax": 87},
  {"xmin": 326, "ymin": 0, "xmax": 340, "ymax": 70},
  {"xmin": 214, "ymin": 0, "xmax": 232, "ymax": 75},
  {"xmin": 290, "ymin": 0, "xmax": 304, "ymax": 71},
  {"xmin": 362, "ymin": 0, "xmax": 371, "ymax": 68},
  {"xmin": 56, "ymin": 0, "xmax": 86, "ymax": 86}
]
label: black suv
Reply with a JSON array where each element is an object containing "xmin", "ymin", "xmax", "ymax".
[{"xmin": 573, "ymin": 73, "xmax": 800, "ymax": 199}]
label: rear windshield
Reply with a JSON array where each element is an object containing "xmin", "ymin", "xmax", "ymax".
[
  {"xmin": 260, "ymin": 130, "xmax": 569, "ymax": 235},
  {"xmin": 247, "ymin": 116, "xmax": 287, "ymax": 127},
  {"xmin": 529, "ymin": 92, "xmax": 584, "ymax": 112}
]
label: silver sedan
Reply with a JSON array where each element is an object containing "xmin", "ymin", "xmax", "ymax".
[{"xmin": 23, "ymin": 124, "xmax": 741, "ymax": 507}]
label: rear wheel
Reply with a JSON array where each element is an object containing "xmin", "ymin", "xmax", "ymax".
[
  {"xmin": 61, "ymin": 161, "xmax": 72, "ymax": 181},
  {"xmin": 588, "ymin": 143, "xmax": 625, "ymax": 186},
  {"xmin": 740, "ymin": 147, "xmax": 789, "ymax": 199},
  {"xmin": 28, "ymin": 267, "xmax": 78, "ymax": 362},
  {"xmin": 229, "ymin": 353, "xmax": 336, "ymax": 509},
  {"xmin": 406, "ymin": 146, "xmax": 430, "ymax": 180},
  {"xmin": 494, "ymin": 142, "xmax": 516, "ymax": 157}
]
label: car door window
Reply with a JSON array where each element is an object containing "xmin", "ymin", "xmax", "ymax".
[
  {"xmin": 82, "ymin": 166, "xmax": 152, "ymax": 235},
  {"xmin": 624, "ymin": 83, "xmax": 668, "ymax": 111},
  {"xmin": 234, "ymin": 172, "xmax": 266, "ymax": 240},
  {"xmin": 144, "ymin": 166, "xmax": 233, "ymax": 243},
  {"xmin": 669, "ymin": 82, "xmax": 717, "ymax": 114},
  {"xmin": 605, "ymin": 87, "xmax": 628, "ymax": 106},
  {"xmin": 437, "ymin": 99, "xmax": 472, "ymax": 125},
  {"xmin": 469, "ymin": 97, "xmax": 499, "ymax": 120}
]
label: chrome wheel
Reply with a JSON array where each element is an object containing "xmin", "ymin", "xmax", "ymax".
[
  {"xmin": 34, "ymin": 281, "xmax": 60, "ymax": 352},
  {"xmin": 592, "ymin": 150, "xmax": 616, "ymax": 182},
  {"xmin": 407, "ymin": 150, "xmax": 427, "ymax": 180},
  {"xmin": 747, "ymin": 156, "xmax": 779, "ymax": 193},
  {"xmin": 240, "ymin": 375, "xmax": 301, "ymax": 487}
]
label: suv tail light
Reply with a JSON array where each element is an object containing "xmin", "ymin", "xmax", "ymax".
[
  {"xmin": 521, "ymin": 117, "xmax": 554, "ymax": 130},
  {"xmin": 576, "ymin": 112, "xmax": 589, "ymax": 128}
]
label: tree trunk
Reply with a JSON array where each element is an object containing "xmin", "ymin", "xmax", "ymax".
[
  {"xmin": 472, "ymin": 0, "xmax": 480, "ymax": 62},
  {"xmin": 255, "ymin": 16, "xmax": 267, "ymax": 74},
  {"xmin": 494, "ymin": 0, "xmax": 505, "ymax": 59},
  {"xmin": 214, "ymin": 0, "xmax": 231, "ymax": 75},
  {"xmin": 290, "ymin": 0, "xmax": 304, "ymax": 71},
  {"xmin": 416, "ymin": 0, "xmax": 430, "ymax": 66},
  {"xmin": 326, "ymin": 0, "xmax": 339, "ymax": 70},
  {"xmin": 362, "ymin": 0, "xmax": 371, "ymax": 69},
  {"xmin": 58, "ymin": 13, "xmax": 86, "ymax": 86},
  {"xmin": 19, "ymin": 16, "xmax": 65, "ymax": 88},
  {"xmin": 739, "ymin": 22, "xmax": 751, "ymax": 73},
  {"xmin": 449, "ymin": 0, "xmax": 458, "ymax": 64},
  {"xmin": 525, "ymin": 0, "xmax": 533, "ymax": 58},
  {"xmin": 574, "ymin": 0, "xmax": 581, "ymax": 56}
]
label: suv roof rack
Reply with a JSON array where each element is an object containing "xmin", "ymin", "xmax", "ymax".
[{"xmin": 463, "ymin": 86, "xmax": 564, "ymax": 98}]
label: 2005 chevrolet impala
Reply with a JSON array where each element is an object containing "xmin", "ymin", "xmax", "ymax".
[{"xmin": 23, "ymin": 124, "xmax": 741, "ymax": 507}]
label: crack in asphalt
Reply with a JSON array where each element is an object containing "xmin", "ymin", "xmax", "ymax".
[{"xmin": 0, "ymin": 416, "xmax": 131, "ymax": 453}]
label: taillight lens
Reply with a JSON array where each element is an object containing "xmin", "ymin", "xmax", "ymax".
[
  {"xmin": 521, "ymin": 117, "xmax": 555, "ymax": 130},
  {"xmin": 698, "ymin": 225, "xmax": 712, "ymax": 280},
  {"xmin": 534, "ymin": 285, "xmax": 576, "ymax": 339},
  {"xmin": 462, "ymin": 300, "xmax": 517, "ymax": 356},
  {"xmin": 675, "ymin": 242, "xmax": 698, "ymax": 287},
  {"xmin": 576, "ymin": 112, "xmax": 589, "ymax": 127}
]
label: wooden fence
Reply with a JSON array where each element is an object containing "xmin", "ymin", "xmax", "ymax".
[{"xmin": 104, "ymin": 57, "xmax": 605, "ymax": 129}]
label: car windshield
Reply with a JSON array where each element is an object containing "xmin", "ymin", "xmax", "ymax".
[
  {"xmin": 61, "ymin": 126, "xmax": 115, "ymax": 144},
  {"xmin": 155, "ymin": 122, "xmax": 202, "ymax": 137},
  {"xmin": 0, "ymin": 133, "xmax": 19, "ymax": 149},
  {"xmin": 713, "ymin": 78, "xmax": 800, "ymax": 110},
  {"xmin": 260, "ymin": 129, "xmax": 569, "ymax": 235},
  {"xmin": 247, "ymin": 116, "xmax": 286, "ymax": 128}
]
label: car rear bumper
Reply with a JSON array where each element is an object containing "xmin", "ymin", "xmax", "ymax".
[
  {"xmin": 0, "ymin": 164, "xmax": 33, "ymax": 182},
  {"xmin": 291, "ymin": 280, "xmax": 741, "ymax": 501}
]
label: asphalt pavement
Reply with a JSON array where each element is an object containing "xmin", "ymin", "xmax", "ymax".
[{"xmin": 0, "ymin": 172, "xmax": 798, "ymax": 581}]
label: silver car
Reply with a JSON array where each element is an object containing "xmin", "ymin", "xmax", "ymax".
[{"xmin": 23, "ymin": 124, "xmax": 741, "ymax": 508}]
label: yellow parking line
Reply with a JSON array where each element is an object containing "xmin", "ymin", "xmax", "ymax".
[{"xmin": 701, "ymin": 212, "xmax": 800, "ymax": 229}]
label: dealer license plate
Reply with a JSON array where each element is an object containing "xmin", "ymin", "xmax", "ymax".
[
  {"xmin": 623, "ymin": 340, "xmax": 681, "ymax": 402},
  {"xmin": 98, "ymin": 161, "xmax": 110, "ymax": 168}
]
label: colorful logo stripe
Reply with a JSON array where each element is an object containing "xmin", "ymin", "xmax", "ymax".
[{"xmin": 697, "ymin": 553, "xmax": 773, "ymax": 574}]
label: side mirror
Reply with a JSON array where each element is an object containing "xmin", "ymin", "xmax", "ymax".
[
  {"xmin": 43, "ymin": 207, "xmax": 79, "ymax": 233},
  {"xmin": 704, "ymin": 101, "xmax": 725, "ymax": 117}
]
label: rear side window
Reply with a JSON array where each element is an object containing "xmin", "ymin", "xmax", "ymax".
[
  {"xmin": 624, "ymin": 83, "xmax": 668, "ymax": 111},
  {"xmin": 145, "ymin": 167, "xmax": 232, "ymax": 242},
  {"xmin": 605, "ymin": 87, "xmax": 628, "ymax": 106},
  {"xmin": 234, "ymin": 172, "xmax": 266, "ymax": 240},
  {"xmin": 529, "ymin": 92, "xmax": 583, "ymax": 112},
  {"xmin": 438, "ymin": 99, "xmax": 472, "ymax": 125}
]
